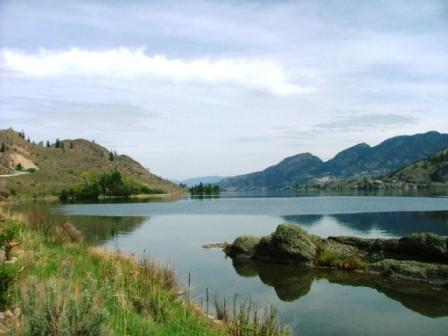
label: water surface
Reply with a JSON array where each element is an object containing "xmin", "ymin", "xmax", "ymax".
[{"xmin": 16, "ymin": 194, "xmax": 448, "ymax": 335}]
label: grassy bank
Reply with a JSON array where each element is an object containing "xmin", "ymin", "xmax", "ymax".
[{"xmin": 0, "ymin": 211, "xmax": 289, "ymax": 335}]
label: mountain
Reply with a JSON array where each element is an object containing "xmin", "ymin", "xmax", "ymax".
[
  {"xmin": 0, "ymin": 128, "xmax": 180, "ymax": 197},
  {"xmin": 220, "ymin": 153, "xmax": 324, "ymax": 191},
  {"xmin": 220, "ymin": 131, "xmax": 448, "ymax": 191},
  {"xmin": 181, "ymin": 176, "xmax": 223, "ymax": 187}
]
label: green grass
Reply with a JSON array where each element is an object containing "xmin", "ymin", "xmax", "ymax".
[{"xmin": 314, "ymin": 248, "xmax": 367, "ymax": 271}]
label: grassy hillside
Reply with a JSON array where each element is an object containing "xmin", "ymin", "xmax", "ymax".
[
  {"xmin": 0, "ymin": 128, "xmax": 181, "ymax": 197},
  {"xmin": 388, "ymin": 148, "xmax": 448, "ymax": 184},
  {"xmin": 301, "ymin": 148, "xmax": 448, "ymax": 191}
]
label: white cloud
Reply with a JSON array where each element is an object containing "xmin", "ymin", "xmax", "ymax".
[{"xmin": 0, "ymin": 47, "xmax": 315, "ymax": 96}]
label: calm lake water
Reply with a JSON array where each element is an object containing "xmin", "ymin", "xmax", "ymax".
[{"xmin": 15, "ymin": 193, "xmax": 448, "ymax": 336}]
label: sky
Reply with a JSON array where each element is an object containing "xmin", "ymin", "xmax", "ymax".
[{"xmin": 0, "ymin": 0, "xmax": 447, "ymax": 180}]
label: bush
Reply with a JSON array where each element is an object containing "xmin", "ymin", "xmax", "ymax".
[
  {"xmin": 0, "ymin": 219, "xmax": 21, "ymax": 261},
  {"xmin": 0, "ymin": 264, "xmax": 19, "ymax": 309},
  {"xmin": 10, "ymin": 276, "xmax": 109, "ymax": 335}
]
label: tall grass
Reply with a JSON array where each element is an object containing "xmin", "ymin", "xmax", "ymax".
[{"xmin": 214, "ymin": 296, "xmax": 290, "ymax": 336}]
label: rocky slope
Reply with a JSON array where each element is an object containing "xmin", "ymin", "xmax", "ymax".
[
  {"xmin": 221, "ymin": 131, "xmax": 448, "ymax": 190},
  {"xmin": 224, "ymin": 223, "xmax": 448, "ymax": 285},
  {"xmin": 0, "ymin": 128, "xmax": 180, "ymax": 197}
]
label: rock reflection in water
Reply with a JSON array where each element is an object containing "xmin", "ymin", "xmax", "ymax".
[{"xmin": 231, "ymin": 258, "xmax": 448, "ymax": 318}]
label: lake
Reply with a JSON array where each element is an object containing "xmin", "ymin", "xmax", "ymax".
[{"xmin": 15, "ymin": 193, "xmax": 448, "ymax": 335}]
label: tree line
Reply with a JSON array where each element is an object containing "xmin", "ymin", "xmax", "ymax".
[{"xmin": 59, "ymin": 170, "xmax": 164, "ymax": 201}]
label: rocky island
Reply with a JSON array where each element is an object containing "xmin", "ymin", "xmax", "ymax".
[{"xmin": 223, "ymin": 224, "xmax": 448, "ymax": 285}]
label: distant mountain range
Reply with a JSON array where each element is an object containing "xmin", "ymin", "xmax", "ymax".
[
  {"xmin": 181, "ymin": 176, "xmax": 223, "ymax": 187},
  {"xmin": 220, "ymin": 131, "xmax": 448, "ymax": 191},
  {"xmin": 0, "ymin": 128, "xmax": 180, "ymax": 197}
]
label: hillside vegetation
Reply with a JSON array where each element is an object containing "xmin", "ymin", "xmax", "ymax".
[
  {"xmin": 221, "ymin": 131, "xmax": 448, "ymax": 191},
  {"xmin": 0, "ymin": 128, "xmax": 180, "ymax": 197},
  {"xmin": 388, "ymin": 148, "xmax": 448, "ymax": 185},
  {"xmin": 302, "ymin": 148, "xmax": 448, "ymax": 191}
]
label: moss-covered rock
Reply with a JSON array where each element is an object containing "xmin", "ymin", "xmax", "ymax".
[
  {"xmin": 270, "ymin": 223, "xmax": 317, "ymax": 262},
  {"xmin": 223, "ymin": 223, "xmax": 448, "ymax": 285},
  {"xmin": 397, "ymin": 233, "xmax": 448, "ymax": 263},
  {"xmin": 224, "ymin": 235, "xmax": 260, "ymax": 258},
  {"xmin": 369, "ymin": 259, "xmax": 448, "ymax": 284}
]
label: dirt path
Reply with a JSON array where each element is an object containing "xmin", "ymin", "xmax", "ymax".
[{"xmin": 0, "ymin": 171, "xmax": 30, "ymax": 178}]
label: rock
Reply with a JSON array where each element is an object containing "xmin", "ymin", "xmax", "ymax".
[
  {"xmin": 224, "ymin": 235, "xmax": 260, "ymax": 258},
  {"xmin": 4, "ymin": 310, "xmax": 14, "ymax": 318},
  {"xmin": 320, "ymin": 239, "xmax": 366, "ymax": 259},
  {"xmin": 328, "ymin": 236, "xmax": 375, "ymax": 251},
  {"xmin": 397, "ymin": 233, "xmax": 448, "ymax": 263},
  {"xmin": 202, "ymin": 242, "xmax": 226, "ymax": 249},
  {"xmin": 368, "ymin": 259, "xmax": 448, "ymax": 284},
  {"xmin": 370, "ymin": 238, "xmax": 400, "ymax": 253},
  {"xmin": 13, "ymin": 307, "xmax": 21, "ymax": 317},
  {"xmin": 270, "ymin": 223, "xmax": 317, "ymax": 262}
]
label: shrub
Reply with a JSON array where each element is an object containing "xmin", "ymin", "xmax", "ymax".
[
  {"xmin": 10, "ymin": 276, "xmax": 109, "ymax": 335},
  {"xmin": 0, "ymin": 264, "xmax": 19, "ymax": 309},
  {"xmin": 0, "ymin": 219, "xmax": 21, "ymax": 261}
]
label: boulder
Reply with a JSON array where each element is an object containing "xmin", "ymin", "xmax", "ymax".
[
  {"xmin": 270, "ymin": 223, "xmax": 317, "ymax": 262},
  {"xmin": 398, "ymin": 233, "xmax": 448, "ymax": 263},
  {"xmin": 328, "ymin": 236, "xmax": 375, "ymax": 251},
  {"xmin": 225, "ymin": 235, "xmax": 260, "ymax": 258},
  {"xmin": 369, "ymin": 259, "xmax": 448, "ymax": 284}
]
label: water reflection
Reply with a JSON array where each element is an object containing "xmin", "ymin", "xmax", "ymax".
[
  {"xmin": 11, "ymin": 201, "xmax": 145, "ymax": 244},
  {"xmin": 284, "ymin": 211, "xmax": 448, "ymax": 237},
  {"xmin": 231, "ymin": 259, "xmax": 448, "ymax": 318}
]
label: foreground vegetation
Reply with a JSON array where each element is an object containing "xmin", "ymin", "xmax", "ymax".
[{"xmin": 0, "ymin": 210, "xmax": 289, "ymax": 335}]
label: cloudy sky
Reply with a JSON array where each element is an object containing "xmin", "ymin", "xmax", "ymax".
[{"xmin": 1, "ymin": 0, "xmax": 447, "ymax": 180}]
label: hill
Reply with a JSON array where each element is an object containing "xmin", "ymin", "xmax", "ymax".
[
  {"xmin": 221, "ymin": 131, "xmax": 448, "ymax": 191},
  {"xmin": 0, "ymin": 128, "xmax": 180, "ymax": 197},
  {"xmin": 387, "ymin": 148, "xmax": 448, "ymax": 185}
]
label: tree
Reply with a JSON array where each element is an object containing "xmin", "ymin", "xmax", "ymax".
[
  {"xmin": 61, "ymin": 142, "xmax": 65, "ymax": 149},
  {"xmin": 55, "ymin": 138, "xmax": 61, "ymax": 148},
  {"xmin": 0, "ymin": 143, "xmax": 6, "ymax": 153},
  {"xmin": 15, "ymin": 163, "xmax": 23, "ymax": 171},
  {"xmin": 109, "ymin": 151, "xmax": 114, "ymax": 161},
  {"xmin": 46, "ymin": 140, "xmax": 50, "ymax": 148},
  {"xmin": 69, "ymin": 142, "xmax": 74, "ymax": 149}
]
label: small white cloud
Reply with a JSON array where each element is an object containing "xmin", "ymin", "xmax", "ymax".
[{"xmin": 0, "ymin": 47, "xmax": 315, "ymax": 96}]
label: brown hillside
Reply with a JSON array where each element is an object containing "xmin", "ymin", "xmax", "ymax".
[{"xmin": 0, "ymin": 128, "xmax": 181, "ymax": 196}]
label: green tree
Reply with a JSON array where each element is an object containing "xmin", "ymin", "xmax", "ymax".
[
  {"xmin": 0, "ymin": 143, "xmax": 6, "ymax": 153},
  {"xmin": 109, "ymin": 151, "xmax": 114, "ymax": 161},
  {"xmin": 55, "ymin": 138, "xmax": 61, "ymax": 148},
  {"xmin": 69, "ymin": 142, "xmax": 74, "ymax": 149},
  {"xmin": 15, "ymin": 163, "xmax": 23, "ymax": 171},
  {"xmin": 46, "ymin": 140, "xmax": 50, "ymax": 148}
]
